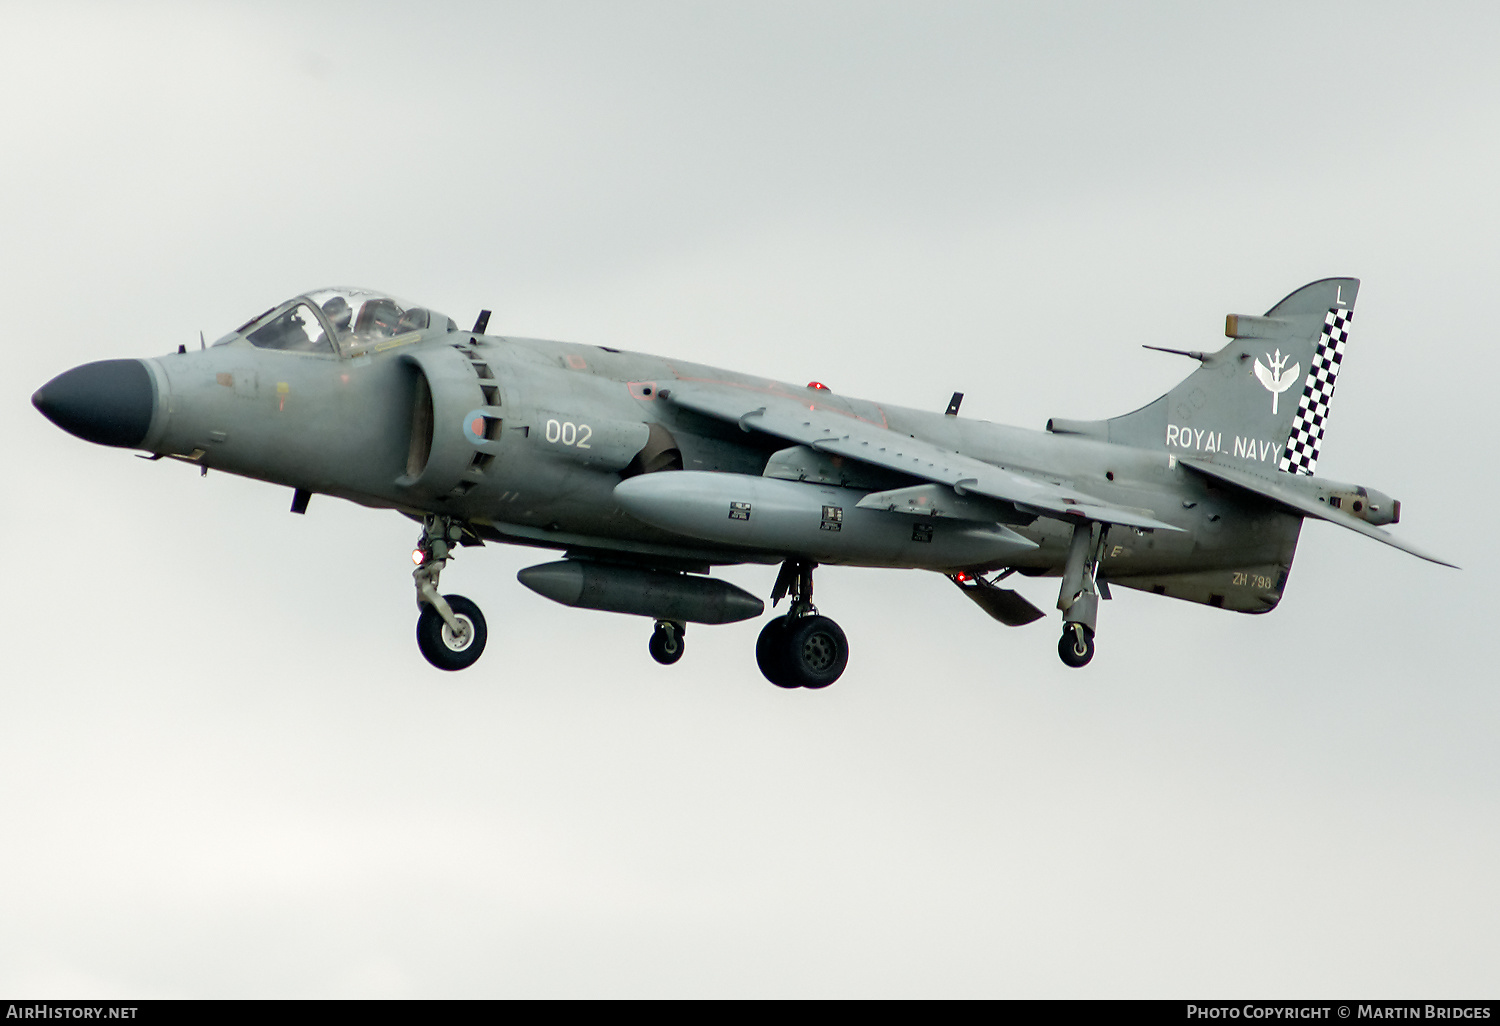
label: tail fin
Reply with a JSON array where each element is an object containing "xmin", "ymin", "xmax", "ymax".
[{"xmin": 1048, "ymin": 278, "xmax": 1358, "ymax": 475}]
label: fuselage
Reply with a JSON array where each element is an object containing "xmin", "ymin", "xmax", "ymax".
[{"xmin": 121, "ymin": 318, "xmax": 1296, "ymax": 584}]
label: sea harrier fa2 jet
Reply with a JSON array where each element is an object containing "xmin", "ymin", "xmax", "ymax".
[{"xmin": 33, "ymin": 278, "xmax": 1452, "ymax": 686}]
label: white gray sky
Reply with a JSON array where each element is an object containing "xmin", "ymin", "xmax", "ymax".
[{"xmin": 2, "ymin": 1, "xmax": 1497, "ymax": 998}]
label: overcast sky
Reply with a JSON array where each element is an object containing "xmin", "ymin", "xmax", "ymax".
[{"xmin": 2, "ymin": 1, "xmax": 1497, "ymax": 998}]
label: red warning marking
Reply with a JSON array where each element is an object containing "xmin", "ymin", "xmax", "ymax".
[{"xmin": 471, "ymin": 417, "xmax": 484, "ymax": 436}]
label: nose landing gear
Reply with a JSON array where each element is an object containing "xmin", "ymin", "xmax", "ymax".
[
  {"xmin": 412, "ymin": 515, "xmax": 488, "ymax": 671},
  {"xmin": 756, "ymin": 561, "xmax": 849, "ymax": 689}
]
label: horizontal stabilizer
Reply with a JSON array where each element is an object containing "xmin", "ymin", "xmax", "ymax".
[{"xmin": 1178, "ymin": 457, "xmax": 1457, "ymax": 568}]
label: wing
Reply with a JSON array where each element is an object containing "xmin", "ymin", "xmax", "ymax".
[{"xmin": 661, "ymin": 381, "xmax": 1183, "ymax": 532}]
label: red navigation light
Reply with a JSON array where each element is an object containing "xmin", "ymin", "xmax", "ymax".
[
  {"xmin": 806, "ymin": 381, "xmax": 829, "ymax": 391},
  {"xmin": 954, "ymin": 571, "xmax": 971, "ymax": 583},
  {"xmin": 412, "ymin": 548, "xmax": 426, "ymax": 566}
]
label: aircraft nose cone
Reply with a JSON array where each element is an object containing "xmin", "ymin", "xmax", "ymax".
[{"xmin": 32, "ymin": 359, "xmax": 155, "ymax": 448}]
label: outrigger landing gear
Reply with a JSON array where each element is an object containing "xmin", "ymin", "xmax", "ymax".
[
  {"xmin": 412, "ymin": 515, "xmax": 487, "ymax": 671},
  {"xmin": 649, "ymin": 620, "xmax": 685, "ymax": 665},
  {"xmin": 756, "ymin": 560, "xmax": 849, "ymax": 689},
  {"xmin": 1056, "ymin": 520, "xmax": 1107, "ymax": 669}
]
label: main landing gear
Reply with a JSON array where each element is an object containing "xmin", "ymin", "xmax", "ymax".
[
  {"xmin": 412, "ymin": 515, "xmax": 488, "ymax": 671},
  {"xmin": 756, "ymin": 560, "xmax": 849, "ymax": 689},
  {"xmin": 1056, "ymin": 520, "xmax": 1107, "ymax": 669}
]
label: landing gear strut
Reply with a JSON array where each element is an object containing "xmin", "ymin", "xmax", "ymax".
[
  {"xmin": 412, "ymin": 515, "xmax": 487, "ymax": 671},
  {"xmin": 649, "ymin": 620, "xmax": 685, "ymax": 665},
  {"xmin": 756, "ymin": 560, "xmax": 849, "ymax": 689},
  {"xmin": 1056, "ymin": 520, "xmax": 1107, "ymax": 669}
]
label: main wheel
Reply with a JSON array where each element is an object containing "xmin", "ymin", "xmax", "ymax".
[
  {"xmin": 1058, "ymin": 624, "xmax": 1094, "ymax": 668},
  {"xmin": 649, "ymin": 621, "xmax": 685, "ymax": 665},
  {"xmin": 756, "ymin": 615, "xmax": 798, "ymax": 688},
  {"xmin": 416, "ymin": 594, "xmax": 488, "ymax": 671},
  {"xmin": 780, "ymin": 615, "xmax": 848, "ymax": 689}
]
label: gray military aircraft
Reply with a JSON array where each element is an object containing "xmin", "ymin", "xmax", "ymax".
[{"xmin": 32, "ymin": 278, "xmax": 1451, "ymax": 685}]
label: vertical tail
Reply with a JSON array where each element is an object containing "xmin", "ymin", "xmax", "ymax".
[{"xmin": 1050, "ymin": 278, "xmax": 1359, "ymax": 475}]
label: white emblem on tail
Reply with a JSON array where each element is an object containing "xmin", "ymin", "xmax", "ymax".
[{"xmin": 1253, "ymin": 349, "xmax": 1300, "ymax": 415}]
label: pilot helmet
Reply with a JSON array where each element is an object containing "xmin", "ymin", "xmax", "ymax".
[{"xmin": 321, "ymin": 295, "xmax": 352, "ymax": 333}]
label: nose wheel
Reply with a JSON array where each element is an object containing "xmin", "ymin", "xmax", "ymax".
[
  {"xmin": 649, "ymin": 620, "xmax": 685, "ymax": 665},
  {"xmin": 417, "ymin": 594, "xmax": 488, "ymax": 670},
  {"xmin": 411, "ymin": 515, "xmax": 489, "ymax": 671},
  {"xmin": 756, "ymin": 561, "xmax": 849, "ymax": 689}
]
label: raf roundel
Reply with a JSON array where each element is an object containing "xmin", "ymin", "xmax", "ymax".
[{"xmin": 462, "ymin": 410, "xmax": 487, "ymax": 445}]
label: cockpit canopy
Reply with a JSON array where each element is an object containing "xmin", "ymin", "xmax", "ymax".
[{"xmin": 222, "ymin": 287, "xmax": 458, "ymax": 356}]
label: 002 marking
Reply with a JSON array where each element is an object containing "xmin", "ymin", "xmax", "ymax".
[{"xmin": 544, "ymin": 419, "xmax": 592, "ymax": 448}]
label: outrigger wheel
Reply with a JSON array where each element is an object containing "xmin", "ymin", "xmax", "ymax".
[
  {"xmin": 1058, "ymin": 623, "xmax": 1095, "ymax": 669},
  {"xmin": 649, "ymin": 620, "xmax": 685, "ymax": 665},
  {"xmin": 416, "ymin": 594, "xmax": 488, "ymax": 671}
]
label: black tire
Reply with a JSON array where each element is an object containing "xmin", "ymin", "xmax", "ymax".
[
  {"xmin": 756, "ymin": 616, "xmax": 799, "ymax": 688},
  {"xmin": 1058, "ymin": 624, "xmax": 1095, "ymax": 668},
  {"xmin": 780, "ymin": 615, "xmax": 848, "ymax": 689},
  {"xmin": 649, "ymin": 622, "xmax": 684, "ymax": 665},
  {"xmin": 416, "ymin": 594, "xmax": 487, "ymax": 671}
]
